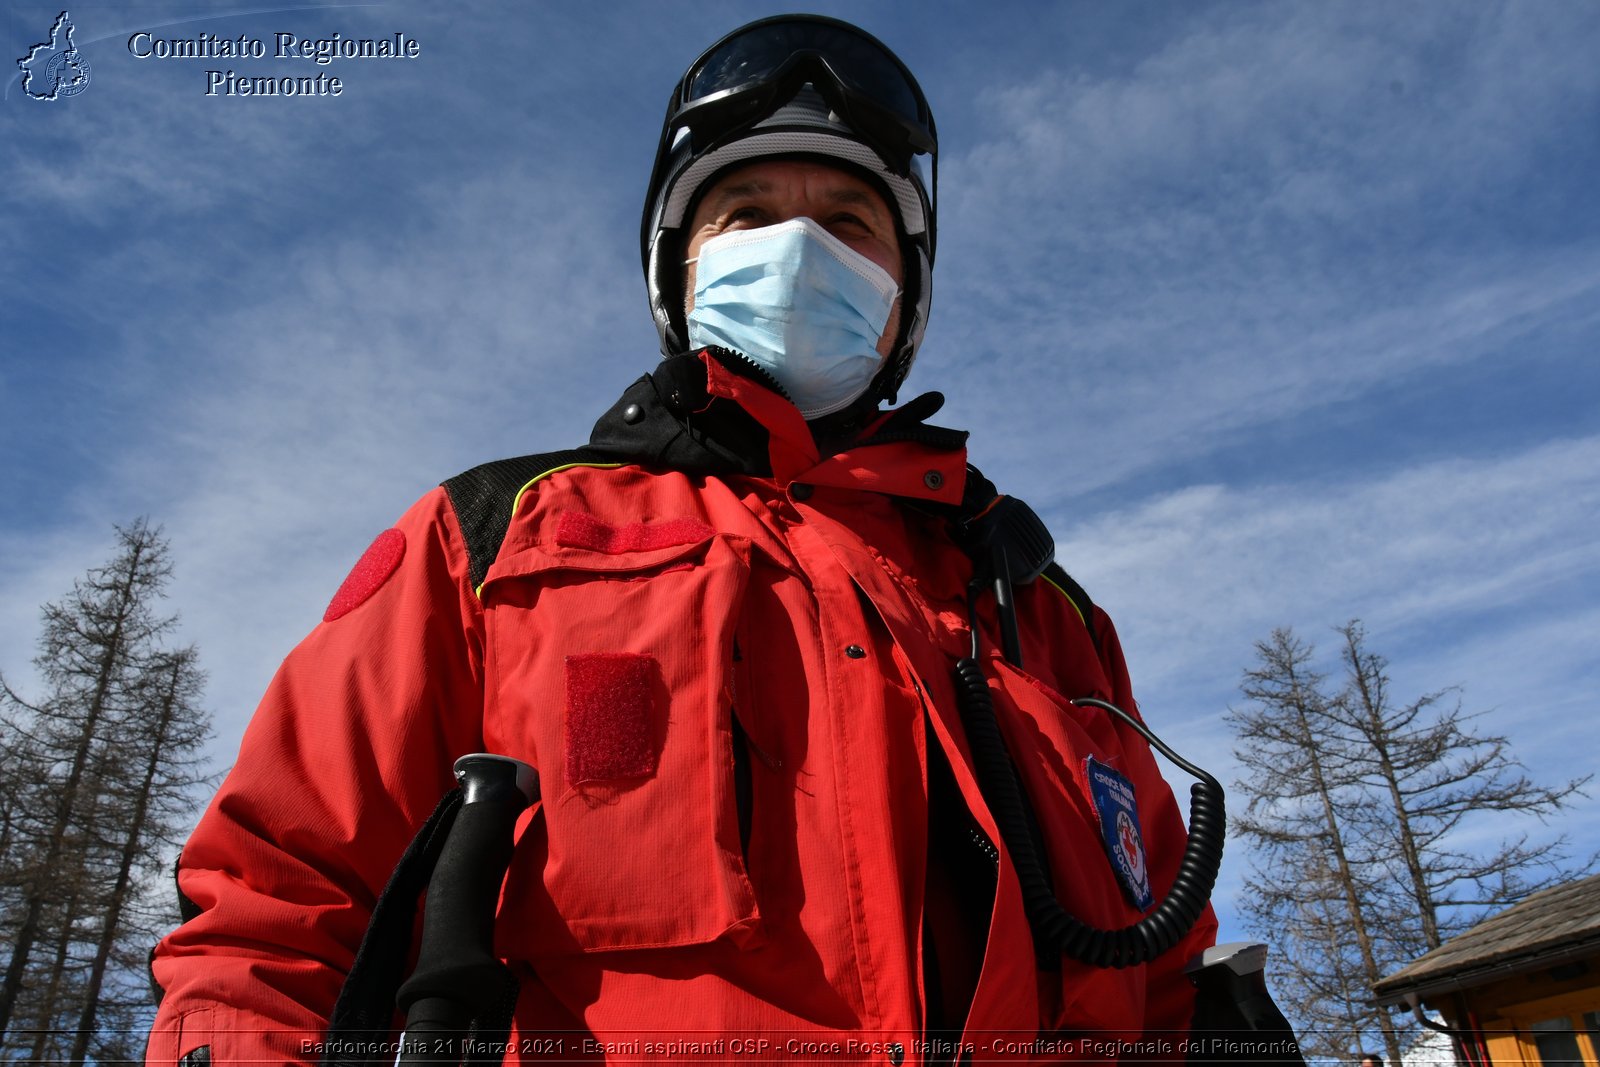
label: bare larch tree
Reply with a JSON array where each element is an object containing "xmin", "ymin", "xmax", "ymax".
[
  {"xmin": 1226, "ymin": 623, "xmax": 1588, "ymax": 1066},
  {"xmin": 0, "ymin": 520, "xmax": 211, "ymax": 1064}
]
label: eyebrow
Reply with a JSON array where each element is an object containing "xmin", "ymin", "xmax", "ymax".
[{"xmin": 707, "ymin": 179, "xmax": 889, "ymax": 217}]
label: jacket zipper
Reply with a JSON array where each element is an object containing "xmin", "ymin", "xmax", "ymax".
[
  {"xmin": 703, "ymin": 346, "xmax": 793, "ymax": 402},
  {"xmin": 910, "ymin": 677, "xmax": 1000, "ymax": 870}
]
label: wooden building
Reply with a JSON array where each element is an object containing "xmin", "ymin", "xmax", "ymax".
[{"xmin": 1371, "ymin": 873, "xmax": 1600, "ymax": 1066}]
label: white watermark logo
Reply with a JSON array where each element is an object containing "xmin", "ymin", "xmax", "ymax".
[{"xmin": 17, "ymin": 10, "xmax": 92, "ymax": 101}]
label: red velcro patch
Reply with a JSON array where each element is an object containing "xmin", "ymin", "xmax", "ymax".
[
  {"xmin": 323, "ymin": 528, "xmax": 406, "ymax": 622},
  {"xmin": 556, "ymin": 511, "xmax": 714, "ymax": 554},
  {"xmin": 564, "ymin": 652, "xmax": 659, "ymax": 784}
]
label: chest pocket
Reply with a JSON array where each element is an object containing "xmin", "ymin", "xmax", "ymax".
[{"xmin": 480, "ymin": 512, "xmax": 760, "ymax": 953}]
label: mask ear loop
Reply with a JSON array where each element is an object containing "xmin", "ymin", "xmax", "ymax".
[{"xmin": 956, "ymin": 575, "xmax": 1227, "ymax": 968}]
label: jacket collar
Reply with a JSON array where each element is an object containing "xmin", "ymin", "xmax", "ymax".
[{"xmin": 588, "ymin": 349, "xmax": 968, "ymax": 504}]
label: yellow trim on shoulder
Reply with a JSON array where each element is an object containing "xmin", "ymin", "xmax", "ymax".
[
  {"xmin": 474, "ymin": 461, "xmax": 626, "ymax": 598},
  {"xmin": 1040, "ymin": 570, "xmax": 1088, "ymax": 631},
  {"xmin": 508, "ymin": 461, "xmax": 626, "ymax": 520}
]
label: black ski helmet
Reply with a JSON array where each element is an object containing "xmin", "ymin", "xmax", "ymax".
[{"xmin": 641, "ymin": 14, "xmax": 938, "ymax": 404}]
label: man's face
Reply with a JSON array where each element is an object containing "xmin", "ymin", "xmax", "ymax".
[{"xmin": 683, "ymin": 159, "xmax": 904, "ymax": 362}]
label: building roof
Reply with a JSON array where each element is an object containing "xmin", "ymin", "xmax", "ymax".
[{"xmin": 1371, "ymin": 873, "xmax": 1600, "ymax": 1005}]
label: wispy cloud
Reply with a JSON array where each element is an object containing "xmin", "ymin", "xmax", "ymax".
[
  {"xmin": 919, "ymin": 2, "xmax": 1600, "ymax": 498},
  {"xmin": 1062, "ymin": 433, "xmax": 1600, "ymax": 704}
]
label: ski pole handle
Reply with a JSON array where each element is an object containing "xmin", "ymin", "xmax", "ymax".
[{"xmin": 396, "ymin": 754, "xmax": 538, "ymax": 1065}]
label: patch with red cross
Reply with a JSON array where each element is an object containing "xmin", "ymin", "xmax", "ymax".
[{"xmin": 1085, "ymin": 756, "xmax": 1154, "ymax": 911}]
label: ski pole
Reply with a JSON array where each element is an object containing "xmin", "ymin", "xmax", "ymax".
[{"xmin": 395, "ymin": 754, "xmax": 538, "ymax": 1065}]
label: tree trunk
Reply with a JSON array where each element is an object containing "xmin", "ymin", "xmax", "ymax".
[
  {"xmin": 1283, "ymin": 664, "xmax": 1402, "ymax": 1065},
  {"xmin": 0, "ymin": 524, "xmax": 167, "ymax": 1045},
  {"xmin": 68, "ymin": 654, "xmax": 185, "ymax": 1065},
  {"xmin": 0, "ymin": 587, "xmax": 125, "ymax": 1041},
  {"xmin": 27, "ymin": 882, "xmax": 84, "ymax": 1063}
]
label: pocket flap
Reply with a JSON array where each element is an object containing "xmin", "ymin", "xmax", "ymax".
[{"xmin": 484, "ymin": 511, "xmax": 720, "ymax": 585}]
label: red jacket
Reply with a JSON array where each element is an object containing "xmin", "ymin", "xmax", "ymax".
[{"xmin": 148, "ymin": 351, "xmax": 1215, "ymax": 1064}]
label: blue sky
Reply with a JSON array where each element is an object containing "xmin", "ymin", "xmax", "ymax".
[{"xmin": 4, "ymin": 0, "xmax": 1597, "ymax": 970}]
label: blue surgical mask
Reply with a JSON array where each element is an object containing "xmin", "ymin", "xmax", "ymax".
[{"xmin": 686, "ymin": 217, "xmax": 900, "ymax": 419}]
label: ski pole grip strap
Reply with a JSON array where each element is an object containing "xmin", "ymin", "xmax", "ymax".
[{"xmin": 324, "ymin": 787, "xmax": 465, "ymax": 1067}]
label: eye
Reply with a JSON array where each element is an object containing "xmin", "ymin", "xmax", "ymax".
[
  {"xmin": 827, "ymin": 211, "xmax": 881, "ymax": 237},
  {"xmin": 727, "ymin": 206, "xmax": 768, "ymax": 226}
]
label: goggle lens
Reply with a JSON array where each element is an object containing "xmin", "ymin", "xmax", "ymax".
[{"xmin": 686, "ymin": 21, "xmax": 926, "ymax": 129}]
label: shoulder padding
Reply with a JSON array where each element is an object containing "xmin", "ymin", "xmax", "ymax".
[{"xmin": 442, "ymin": 447, "xmax": 617, "ymax": 590}]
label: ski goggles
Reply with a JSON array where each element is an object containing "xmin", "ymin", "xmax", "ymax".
[{"xmin": 666, "ymin": 15, "xmax": 937, "ymax": 178}]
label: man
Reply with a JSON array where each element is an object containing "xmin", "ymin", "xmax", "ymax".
[{"xmin": 147, "ymin": 15, "xmax": 1217, "ymax": 1064}]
